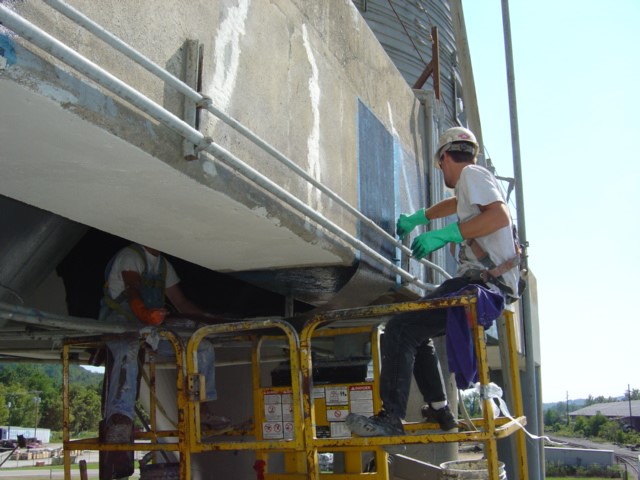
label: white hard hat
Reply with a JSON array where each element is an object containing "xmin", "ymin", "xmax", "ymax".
[{"xmin": 434, "ymin": 126, "xmax": 479, "ymax": 168}]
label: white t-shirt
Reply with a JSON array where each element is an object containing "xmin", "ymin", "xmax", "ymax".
[
  {"xmin": 106, "ymin": 245, "xmax": 180, "ymax": 299},
  {"xmin": 455, "ymin": 165, "xmax": 519, "ymax": 296}
]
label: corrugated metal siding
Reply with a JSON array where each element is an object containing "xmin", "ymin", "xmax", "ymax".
[
  {"xmin": 354, "ymin": 0, "xmax": 458, "ymax": 123},
  {"xmin": 354, "ymin": 0, "xmax": 462, "ymax": 280},
  {"xmin": 569, "ymin": 400, "xmax": 640, "ymax": 418}
]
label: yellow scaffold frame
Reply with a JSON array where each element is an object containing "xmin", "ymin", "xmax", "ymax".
[
  {"xmin": 61, "ymin": 329, "xmax": 188, "ymax": 478},
  {"xmin": 247, "ymin": 323, "xmax": 389, "ymax": 479},
  {"xmin": 297, "ymin": 295, "xmax": 528, "ymax": 480},
  {"xmin": 184, "ymin": 319, "xmax": 305, "ymax": 466},
  {"xmin": 61, "ymin": 294, "xmax": 528, "ymax": 480}
]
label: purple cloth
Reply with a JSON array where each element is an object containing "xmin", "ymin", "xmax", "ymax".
[{"xmin": 444, "ymin": 285, "xmax": 505, "ymax": 389}]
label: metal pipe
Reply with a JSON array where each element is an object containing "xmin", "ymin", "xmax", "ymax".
[
  {"xmin": 501, "ymin": 0, "xmax": 543, "ymax": 478},
  {"xmin": 0, "ymin": 5, "xmax": 437, "ymax": 290},
  {"xmin": 41, "ymin": 0, "xmax": 451, "ymax": 282},
  {"xmin": 414, "ymin": 89, "xmax": 450, "ymax": 286},
  {"xmin": 0, "ymin": 301, "xmax": 132, "ymax": 333},
  {"xmin": 0, "ymin": 331, "xmax": 89, "ymax": 340}
]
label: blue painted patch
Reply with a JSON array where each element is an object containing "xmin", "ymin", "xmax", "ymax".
[
  {"xmin": 357, "ymin": 100, "xmax": 395, "ymax": 262},
  {"xmin": 0, "ymin": 34, "xmax": 17, "ymax": 65}
]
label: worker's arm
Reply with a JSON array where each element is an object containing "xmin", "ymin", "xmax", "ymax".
[
  {"xmin": 121, "ymin": 270, "xmax": 143, "ymax": 294},
  {"xmin": 396, "ymin": 198, "xmax": 458, "ymax": 239},
  {"xmin": 121, "ymin": 271, "xmax": 166, "ymax": 325},
  {"xmin": 425, "ymin": 197, "xmax": 458, "ymax": 221},
  {"xmin": 165, "ymin": 284, "xmax": 203, "ymax": 315},
  {"xmin": 458, "ymin": 201, "xmax": 511, "ymax": 239},
  {"xmin": 410, "ymin": 200, "xmax": 510, "ymax": 260}
]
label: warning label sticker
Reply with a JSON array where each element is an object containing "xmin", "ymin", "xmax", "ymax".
[
  {"xmin": 349, "ymin": 385, "xmax": 374, "ymax": 415},
  {"xmin": 325, "ymin": 386, "xmax": 349, "ymax": 406},
  {"xmin": 264, "ymin": 402, "xmax": 282, "ymax": 421},
  {"xmin": 330, "ymin": 422, "xmax": 352, "ymax": 438},
  {"xmin": 262, "ymin": 421, "xmax": 283, "ymax": 439},
  {"xmin": 262, "ymin": 390, "xmax": 294, "ymax": 431},
  {"xmin": 326, "ymin": 408, "xmax": 349, "ymax": 422},
  {"xmin": 283, "ymin": 421, "xmax": 295, "ymax": 439}
]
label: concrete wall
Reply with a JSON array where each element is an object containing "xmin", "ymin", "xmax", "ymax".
[
  {"xmin": 545, "ymin": 447, "xmax": 615, "ymax": 468},
  {"xmin": 1, "ymin": 0, "xmax": 424, "ymax": 280}
]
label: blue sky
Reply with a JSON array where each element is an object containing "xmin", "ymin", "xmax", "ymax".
[{"xmin": 462, "ymin": 1, "xmax": 640, "ymax": 403}]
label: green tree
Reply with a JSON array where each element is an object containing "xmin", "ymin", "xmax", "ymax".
[
  {"xmin": 627, "ymin": 388, "xmax": 640, "ymax": 400},
  {"xmin": 544, "ymin": 408, "xmax": 561, "ymax": 427},
  {"xmin": 4, "ymin": 385, "xmax": 40, "ymax": 428},
  {"xmin": 600, "ymin": 420, "xmax": 624, "ymax": 444},
  {"xmin": 585, "ymin": 412, "xmax": 608, "ymax": 437},
  {"xmin": 573, "ymin": 415, "xmax": 588, "ymax": 436},
  {"xmin": 0, "ymin": 385, "xmax": 8, "ymax": 425},
  {"xmin": 41, "ymin": 393, "xmax": 63, "ymax": 431},
  {"xmin": 69, "ymin": 385, "xmax": 102, "ymax": 434},
  {"xmin": 0, "ymin": 363, "xmax": 103, "ymax": 432}
]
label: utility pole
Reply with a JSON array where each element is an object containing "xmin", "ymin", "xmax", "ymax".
[
  {"xmin": 628, "ymin": 384, "xmax": 633, "ymax": 428},
  {"xmin": 32, "ymin": 396, "xmax": 41, "ymax": 441},
  {"xmin": 6, "ymin": 401, "xmax": 11, "ymax": 441},
  {"xmin": 500, "ymin": 1, "xmax": 542, "ymax": 478}
]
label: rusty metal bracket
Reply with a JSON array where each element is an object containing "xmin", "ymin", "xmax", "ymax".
[
  {"xmin": 187, "ymin": 373, "xmax": 205, "ymax": 401},
  {"xmin": 413, "ymin": 26, "xmax": 440, "ymax": 99}
]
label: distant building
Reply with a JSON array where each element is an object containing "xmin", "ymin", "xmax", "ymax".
[
  {"xmin": 0, "ymin": 426, "xmax": 51, "ymax": 444},
  {"xmin": 569, "ymin": 401, "xmax": 640, "ymax": 431}
]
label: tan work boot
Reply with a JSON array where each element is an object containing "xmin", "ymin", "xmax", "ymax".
[{"xmin": 200, "ymin": 403, "xmax": 232, "ymax": 433}]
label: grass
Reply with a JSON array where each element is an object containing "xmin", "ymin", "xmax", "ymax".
[{"xmin": 5, "ymin": 462, "xmax": 99, "ymax": 470}]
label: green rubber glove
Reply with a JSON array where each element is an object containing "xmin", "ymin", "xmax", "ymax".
[
  {"xmin": 396, "ymin": 208, "xmax": 429, "ymax": 239},
  {"xmin": 411, "ymin": 222, "xmax": 463, "ymax": 259}
]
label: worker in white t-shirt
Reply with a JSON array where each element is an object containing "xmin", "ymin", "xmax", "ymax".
[{"xmin": 99, "ymin": 244, "xmax": 229, "ymax": 476}]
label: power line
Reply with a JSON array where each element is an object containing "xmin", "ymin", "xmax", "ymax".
[{"xmin": 386, "ymin": 0, "xmax": 427, "ymax": 64}]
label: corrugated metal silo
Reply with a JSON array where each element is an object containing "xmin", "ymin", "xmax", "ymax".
[{"xmin": 353, "ymin": 0, "xmax": 462, "ymax": 125}]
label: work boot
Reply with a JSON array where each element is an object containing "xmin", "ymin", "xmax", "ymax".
[
  {"xmin": 199, "ymin": 402, "xmax": 232, "ymax": 434},
  {"xmin": 421, "ymin": 404, "xmax": 457, "ymax": 431},
  {"xmin": 200, "ymin": 412, "xmax": 232, "ymax": 432},
  {"xmin": 102, "ymin": 414, "xmax": 134, "ymax": 480},
  {"xmin": 104, "ymin": 413, "xmax": 133, "ymax": 443},
  {"xmin": 345, "ymin": 410, "xmax": 404, "ymax": 437}
]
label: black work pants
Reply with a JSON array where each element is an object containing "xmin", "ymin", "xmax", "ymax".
[{"xmin": 379, "ymin": 277, "xmax": 483, "ymax": 418}]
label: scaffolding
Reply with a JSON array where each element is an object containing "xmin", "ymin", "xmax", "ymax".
[{"xmin": 62, "ymin": 294, "xmax": 528, "ymax": 479}]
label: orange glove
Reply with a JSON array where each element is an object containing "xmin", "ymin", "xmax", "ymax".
[{"xmin": 129, "ymin": 297, "xmax": 166, "ymax": 326}]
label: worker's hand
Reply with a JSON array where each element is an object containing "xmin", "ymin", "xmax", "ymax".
[
  {"xmin": 396, "ymin": 208, "xmax": 429, "ymax": 239},
  {"xmin": 411, "ymin": 222, "xmax": 463, "ymax": 259},
  {"xmin": 129, "ymin": 297, "xmax": 167, "ymax": 326}
]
